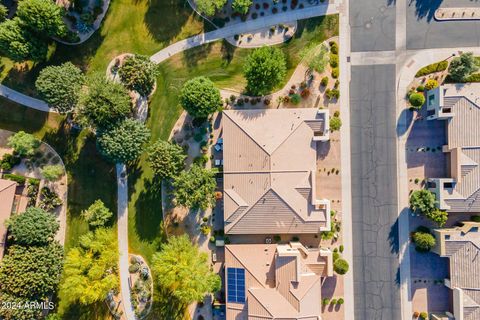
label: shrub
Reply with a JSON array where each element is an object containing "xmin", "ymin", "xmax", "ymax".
[
  {"xmin": 290, "ymin": 93, "xmax": 301, "ymax": 105},
  {"xmin": 412, "ymin": 229, "xmax": 436, "ymax": 252},
  {"xmin": 232, "ymin": 0, "xmax": 252, "ymax": 14},
  {"xmin": 471, "ymin": 215, "xmax": 480, "ymax": 222},
  {"xmin": 329, "ymin": 54, "xmax": 339, "ymax": 68},
  {"xmin": 273, "ymin": 235, "xmax": 281, "ymax": 243},
  {"xmin": 330, "ymin": 299, "xmax": 337, "ymax": 305},
  {"xmin": 333, "ymin": 251, "xmax": 340, "ymax": 261},
  {"xmin": 6, "ymin": 207, "xmax": 59, "ymax": 246},
  {"xmin": 7, "ymin": 131, "xmax": 40, "ymax": 157},
  {"xmin": 129, "ymin": 263, "xmax": 140, "ymax": 273},
  {"xmin": 3, "ymin": 173, "xmax": 26, "ymax": 185},
  {"xmin": 82, "ymin": 199, "xmax": 113, "ymax": 227},
  {"xmin": 416, "ymin": 85, "xmax": 425, "ymax": 92},
  {"xmin": 339, "ymin": 244, "xmax": 344, "ymax": 253},
  {"xmin": 419, "ymin": 312, "xmax": 428, "ymax": 320},
  {"xmin": 424, "ymin": 79, "xmax": 439, "ymax": 90},
  {"xmin": 329, "ymin": 41, "xmax": 338, "ymax": 54},
  {"xmin": 464, "ymin": 73, "xmax": 480, "ymax": 82},
  {"xmin": 334, "ymin": 258, "xmax": 349, "ymax": 275},
  {"xmin": 322, "ymin": 298, "xmax": 330, "ymax": 306},
  {"xmin": 40, "ymin": 164, "xmax": 64, "ymax": 181},
  {"xmin": 331, "ymin": 67, "xmax": 339, "ymax": 79},
  {"xmin": 337, "ymin": 298, "xmax": 344, "ymax": 305},
  {"xmin": 320, "ymin": 76, "xmax": 329, "ymax": 87},
  {"xmin": 415, "ymin": 61, "xmax": 448, "ymax": 77},
  {"xmin": 330, "ymin": 117, "xmax": 342, "ymax": 131},
  {"xmin": 409, "ymin": 92, "xmax": 425, "ymax": 108},
  {"xmin": 448, "ymin": 52, "xmax": 478, "ymax": 82}
]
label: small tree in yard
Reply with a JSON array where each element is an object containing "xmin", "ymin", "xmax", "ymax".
[
  {"xmin": 330, "ymin": 116, "xmax": 342, "ymax": 131},
  {"xmin": 7, "ymin": 131, "xmax": 39, "ymax": 157},
  {"xmin": 97, "ymin": 118, "xmax": 150, "ymax": 163},
  {"xmin": 118, "ymin": 55, "xmax": 158, "ymax": 96},
  {"xmin": 409, "ymin": 92, "xmax": 425, "ymax": 108},
  {"xmin": 425, "ymin": 208, "xmax": 448, "ymax": 227},
  {"xmin": 16, "ymin": 0, "xmax": 67, "ymax": 37},
  {"xmin": 412, "ymin": 228, "xmax": 436, "ymax": 252},
  {"xmin": 35, "ymin": 62, "xmax": 85, "ymax": 114},
  {"xmin": 333, "ymin": 258, "xmax": 349, "ymax": 275},
  {"xmin": 180, "ymin": 76, "xmax": 222, "ymax": 119},
  {"xmin": 196, "ymin": 0, "xmax": 227, "ymax": 16},
  {"xmin": 78, "ymin": 75, "xmax": 132, "ymax": 130},
  {"xmin": 147, "ymin": 140, "xmax": 186, "ymax": 180},
  {"xmin": 232, "ymin": 0, "xmax": 252, "ymax": 14},
  {"xmin": 0, "ymin": 18, "xmax": 48, "ymax": 62},
  {"xmin": 152, "ymin": 235, "xmax": 221, "ymax": 305},
  {"xmin": 40, "ymin": 164, "xmax": 64, "ymax": 181},
  {"xmin": 82, "ymin": 199, "xmax": 113, "ymax": 228},
  {"xmin": 244, "ymin": 46, "xmax": 286, "ymax": 96},
  {"xmin": 6, "ymin": 207, "xmax": 59, "ymax": 246},
  {"xmin": 172, "ymin": 165, "xmax": 217, "ymax": 210},
  {"xmin": 449, "ymin": 52, "xmax": 479, "ymax": 82},
  {"xmin": 409, "ymin": 189, "xmax": 437, "ymax": 214}
]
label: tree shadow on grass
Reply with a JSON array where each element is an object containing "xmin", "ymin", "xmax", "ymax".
[
  {"xmin": 144, "ymin": 0, "xmax": 202, "ymax": 44},
  {"xmin": 147, "ymin": 286, "xmax": 189, "ymax": 320},
  {"xmin": 133, "ymin": 176, "xmax": 164, "ymax": 242},
  {"xmin": 182, "ymin": 42, "xmax": 214, "ymax": 70},
  {"xmin": 61, "ymin": 301, "xmax": 110, "ymax": 320},
  {"xmin": 220, "ymin": 39, "xmax": 237, "ymax": 66}
]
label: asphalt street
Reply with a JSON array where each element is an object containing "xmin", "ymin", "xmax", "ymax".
[
  {"xmin": 406, "ymin": 0, "xmax": 480, "ymax": 49},
  {"xmin": 349, "ymin": 0, "xmax": 395, "ymax": 52},
  {"xmin": 350, "ymin": 65, "xmax": 401, "ymax": 320}
]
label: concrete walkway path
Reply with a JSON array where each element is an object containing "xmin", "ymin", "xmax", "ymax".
[
  {"xmin": 116, "ymin": 163, "xmax": 136, "ymax": 320},
  {"xmin": 0, "ymin": 85, "xmax": 52, "ymax": 112},
  {"xmin": 150, "ymin": 2, "xmax": 340, "ymax": 63}
]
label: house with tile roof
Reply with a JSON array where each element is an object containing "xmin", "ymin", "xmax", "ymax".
[
  {"xmin": 0, "ymin": 178, "xmax": 17, "ymax": 259},
  {"xmin": 426, "ymin": 84, "xmax": 480, "ymax": 213},
  {"xmin": 225, "ymin": 242, "xmax": 333, "ymax": 320},
  {"xmin": 432, "ymin": 221, "xmax": 480, "ymax": 320},
  {"xmin": 222, "ymin": 108, "xmax": 331, "ymax": 234}
]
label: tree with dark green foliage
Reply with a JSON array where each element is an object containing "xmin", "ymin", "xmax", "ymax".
[
  {"xmin": 0, "ymin": 5, "xmax": 8, "ymax": 22},
  {"xmin": 409, "ymin": 92, "xmax": 425, "ymax": 108},
  {"xmin": 448, "ymin": 52, "xmax": 479, "ymax": 82},
  {"xmin": 244, "ymin": 46, "xmax": 286, "ymax": 96},
  {"xmin": 232, "ymin": 0, "xmax": 252, "ymax": 14},
  {"xmin": 412, "ymin": 228, "xmax": 436, "ymax": 252},
  {"xmin": 196, "ymin": 0, "xmax": 226, "ymax": 16},
  {"xmin": 333, "ymin": 258, "xmax": 349, "ymax": 275},
  {"xmin": 78, "ymin": 75, "xmax": 132, "ymax": 129},
  {"xmin": 409, "ymin": 189, "xmax": 437, "ymax": 214},
  {"xmin": 118, "ymin": 55, "xmax": 157, "ymax": 96},
  {"xmin": 35, "ymin": 62, "xmax": 85, "ymax": 114},
  {"xmin": 6, "ymin": 207, "xmax": 59, "ymax": 246},
  {"xmin": 7, "ymin": 131, "xmax": 39, "ymax": 157},
  {"xmin": 16, "ymin": 0, "xmax": 66, "ymax": 37},
  {"xmin": 82, "ymin": 199, "xmax": 113, "ymax": 227},
  {"xmin": 152, "ymin": 235, "xmax": 221, "ymax": 305},
  {"xmin": 0, "ymin": 243, "xmax": 63, "ymax": 299},
  {"xmin": 0, "ymin": 292, "xmax": 42, "ymax": 320},
  {"xmin": 172, "ymin": 165, "xmax": 217, "ymax": 210},
  {"xmin": 147, "ymin": 140, "xmax": 186, "ymax": 180},
  {"xmin": 180, "ymin": 76, "xmax": 222, "ymax": 119},
  {"xmin": 60, "ymin": 228, "xmax": 118, "ymax": 305},
  {"xmin": 97, "ymin": 118, "xmax": 150, "ymax": 163},
  {"xmin": 0, "ymin": 18, "xmax": 48, "ymax": 62}
]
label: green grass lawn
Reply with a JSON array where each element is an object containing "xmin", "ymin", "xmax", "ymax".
[{"xmin": 0, "ymin": 0, "xmax": 206, "ymax": 93}]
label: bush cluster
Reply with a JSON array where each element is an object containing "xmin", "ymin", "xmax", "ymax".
[{"xmin": 415, "ymin": 61, "xmax": 448, "ymax": 77}]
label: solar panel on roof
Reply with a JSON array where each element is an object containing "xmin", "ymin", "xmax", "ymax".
[{"xmin": 227, "ymin": 267, "xmax": 246, "ymax": 303}]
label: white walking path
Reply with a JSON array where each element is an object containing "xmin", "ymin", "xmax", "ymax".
[{"xmin": 0, "ymin": 84, "xmax": 51, "ymax": 112}]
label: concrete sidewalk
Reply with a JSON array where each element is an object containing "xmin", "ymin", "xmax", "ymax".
[{"xmin": 0, "ymin": 85, "xmax": 52, "ymax": 112}]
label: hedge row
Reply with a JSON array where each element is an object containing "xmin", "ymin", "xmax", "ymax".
[{"xmin": 415, "ymin": 61, "xmax": 448, "ymax": 77}]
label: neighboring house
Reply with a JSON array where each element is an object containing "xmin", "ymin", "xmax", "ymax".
[
  {"xmin": 426, "ymin": 84, "xmax": 480, "ymax": 213},
  {"xmin": 222, "ymin": 109, "xmax": 331, "ymax": 235},
  {"xmin": 225, "ymin": 242, "xmax": 333, "ymax": 320},
  {"xmin": 0, "ymin": 178, "xmax": 17, "ymax": 259},
  {"xmin": 432, "ymin": 221, "xmax": 480, "ymax": 320}
]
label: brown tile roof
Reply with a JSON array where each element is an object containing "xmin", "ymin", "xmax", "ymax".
[{"xmin": 222, "ymin": 109, "xmax": 329, "ymax": 234}]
